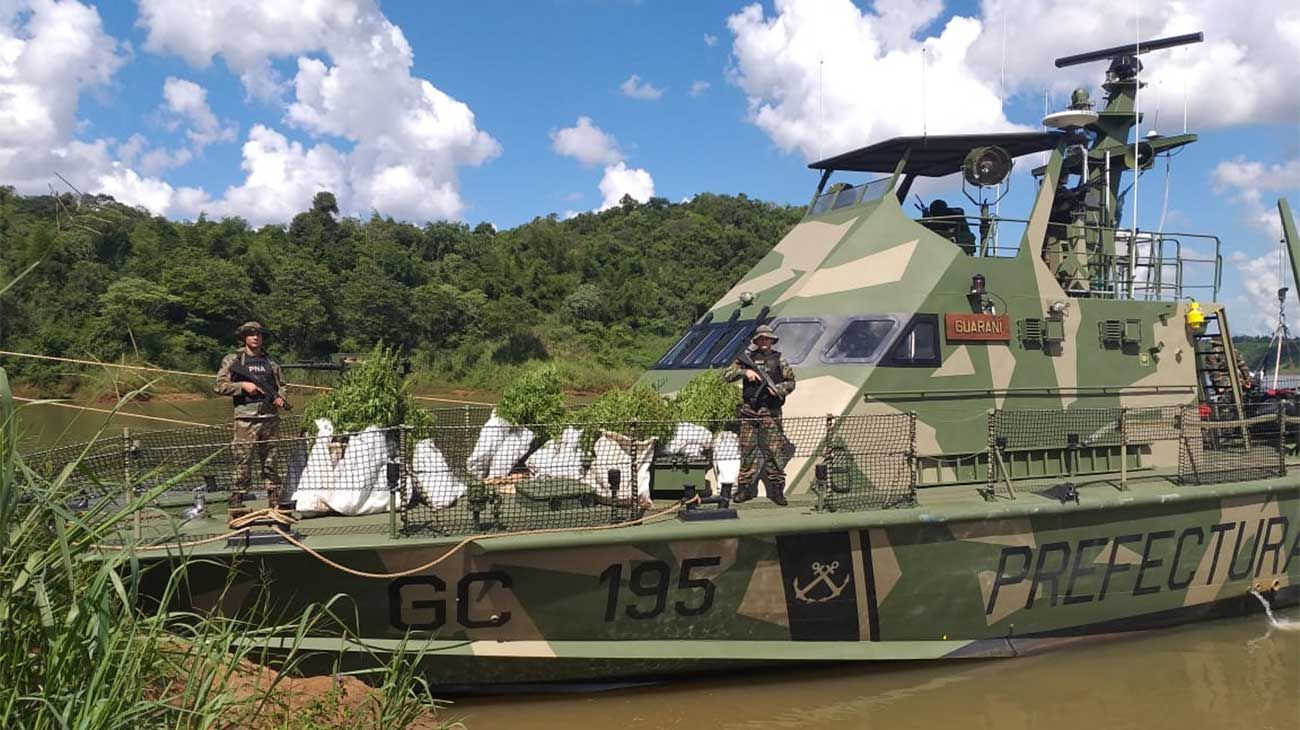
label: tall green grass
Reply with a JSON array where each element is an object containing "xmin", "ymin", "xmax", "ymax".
[{"xmin": 0, "ymin": 367, "xmax": 457, "ymax": 729}]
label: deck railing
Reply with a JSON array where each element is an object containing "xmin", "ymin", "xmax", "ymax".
[
  {"xmin": 986, "ymin": 405, "xmax": 1291, "ymax": 497},
  {"xmin": 23, "ymin": 402, "xmax": 1295, "ymax": 539}
]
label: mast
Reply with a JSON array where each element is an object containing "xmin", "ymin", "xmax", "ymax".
[{"xmin": 1278, "ymin": 198, "xmax": 1300, "ymax": 301}]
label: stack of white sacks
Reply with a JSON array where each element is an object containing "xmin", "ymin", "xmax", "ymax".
[
  {"xmin": 286, "ymin": 412, "xmax": 740, "ymax": 516},
  {"xmin": 288, "ymin": 418, "xmax": 467, "ymax": 516},
  {"xmin": 466, "ymin": 410, "xmax": 661, "ymax": 507}
]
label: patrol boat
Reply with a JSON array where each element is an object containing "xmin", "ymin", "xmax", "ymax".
[{"xmin": 33, "ymin": 33, "xmax": 1300, "ymax": 687}]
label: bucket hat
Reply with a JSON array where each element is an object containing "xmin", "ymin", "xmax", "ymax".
[{"xmin": 751, "ymin": 324, "xmax": 779, "ymax": 343}]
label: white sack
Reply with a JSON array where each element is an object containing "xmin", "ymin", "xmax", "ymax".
[
  {"xmin": 466, "ymin": 411, "xmax": 508, "ymax": 478},
  {"xmin": 413, "ymin": 438, "xmax": 466, "ymax": 509},
  {"xmin": 291, "ymin": 418, "xmax": 336, "ymax": 513},
  {"xmin": 489, "ymin": 425, "xmax": 535, "ymax": 478},
  {"xmin": 665, "ymin": 422, "xmax": 712, "ymax": 458},
  {"xmin": 712, "ymin": 431, "xmax": 741, "ymax": 487},
  {"xmin": 324, "ymin": 426, "xmax": 391, "ymax": 516},
  {"xmin": 585, "ymin": 433, "xmax": 655, "ymax": 507},
  {"xmin": 526, "ymin": 427, "xmax": 584, "ymax": 479}
]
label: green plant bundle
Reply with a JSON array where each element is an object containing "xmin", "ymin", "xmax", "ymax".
[
  {"xmin": 577, "ymin": 384, "xmax": 676, "ymax": 451},
  {"xmin": 496, "ymin": 363, "xmax": 566, "ymax": 435},
  {"xmin": 672, "ymin": 368, "xmax": 741, "ymax": 429},
  {"xmin": 301, "ymin": 344, "xmax": 434, "ymax": 434}
]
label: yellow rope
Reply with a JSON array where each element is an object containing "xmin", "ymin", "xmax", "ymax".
[
  {"xmin": 92, "ymin": 507, "xmax": 299, "ymax": 552},
  {"xmin": 92, "ymin": 528, "xmax": 249, "ymax": 551},
  {"xmin": 94, "ymin": 499, "xmax": 698, "ymax": 574},
  {"xmin": 0, "ymin": 349, "xmax": 493, "ymax": 406},
  {"xmin": 274, "ymin": 497, "xmax": 699, "ymax": 580},
  {"xmin": 12, "ymin": 396, "xmax": 215, "ymax": 428}
]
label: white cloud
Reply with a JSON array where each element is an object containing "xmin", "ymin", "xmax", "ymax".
[
  {"xmin": 549, "ymin": 116, "xmax": 655, "ymax": 213},
  {"xmin": 704, "ymin": 33, "xmax": 718, "ymax": 47},
  {"xmin": 965, "ymin": 0, "xmax": 1300, "ymax": 129},
  {"xmin": 137, "ymin": 146, "xmax": 193, "ymax": 176},
  {"xmin": 550, "ymin": 116, "xmax": 622, "ymax": 167},
  {"xmin": 162, "ymin": 76, "xmax": 236, "ymax": 149},
  {"xmin": 620, "ymin": 74, "xmax": 664, "ymax": 100},
  {"xmin": 0, "ymin": 0, "xmax": 128, "ymax": 191},
  {"xmin": 1214, "ymin": 157, "xmax": 1300, "ymax": 333},
  {"xmin": 215, "ymin": 124, "xmax": 348, "ymax": 223},
  {"xmin": 1229, "ymin": 251, "xmax": 1300, "ymax": 335},
  {"xmin": 1212, "ymin": 156, "xmax": 1300, "ymax": 236},
  {"xmin": 726, "ymin": 0, "xmax": 1300, "ymax": 164},
  {"xmin": 133, "ymin": 0, "xmax": 500, "ymax": 222},
  {"xmin": 726, "ymin": 0, "xmax": 1019, "ymax": 163},
  {"xmin": 689, "ymin": 80, "xmax": 711, "ymax": 97},
  {"xmin": 598, "ymin": 161, "xmax": 654, "ymax": 210}
]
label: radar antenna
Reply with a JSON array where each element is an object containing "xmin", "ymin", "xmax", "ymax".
[{"xmin": 1054, "ymin": 32, "xmax": 1203, "ymax": 72}]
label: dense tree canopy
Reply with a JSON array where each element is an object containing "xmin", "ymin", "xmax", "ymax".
[{"xmin": 0, "ymin": 187, "xmax": 803, "ymax": 391}]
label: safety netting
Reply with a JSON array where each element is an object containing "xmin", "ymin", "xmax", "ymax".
[
  {"xmin": 400, "ymin": 412, "xmax": 920, "ymax": 534},
  {"xmin": 1178, "ymin": 406, "xmax": 1289, "ymax": 485},
  {"xmin": 987, "ymin": 404, "xmax": 1292, "ymax": 489},
  {"xmin": 23, "ymin": 409, "xmax": 922, "ymax": 536}
]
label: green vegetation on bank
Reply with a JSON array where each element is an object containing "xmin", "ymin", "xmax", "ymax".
[
  {"xmin": 0, "ymin": 187, "xmax": 801, "ymax": 397},
  {"xmin": 1233, "ymin": 335, "xmax": 1300, "ymax": 374},
  {"xmin": 0, "ymin": 369, "xmax": 453, "ymax": 728}
]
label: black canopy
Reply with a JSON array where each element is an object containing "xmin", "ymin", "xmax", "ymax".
[{"xmin": 809, "ymin": 132, "xmax": 1067, "ymax": 177}]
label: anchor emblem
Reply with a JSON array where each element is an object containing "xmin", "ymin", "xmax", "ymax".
[{"xmin": 792, "ymin": 560, "xmax": 850, "ymax": 604}]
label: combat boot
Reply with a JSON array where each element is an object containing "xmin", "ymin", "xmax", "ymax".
[
  {"xmin": 265, "ymin": 482, "xmax": 283, "ymax": 511},
  {"xmin": 767, "ymin": 487, "xmax": 788, "ymax": 506},
  {"xmin": 228, "ymin": 490, "xmax": 251, "ymax": 519}
]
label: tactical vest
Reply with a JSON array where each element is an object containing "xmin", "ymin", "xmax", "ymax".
[
  {"xmin": 741, "ymin": 349, "xmax": 786, "ymax": 413},
  {"xmin": 232, "ymin": 352, "xmax": 275, "ymax": 408}
]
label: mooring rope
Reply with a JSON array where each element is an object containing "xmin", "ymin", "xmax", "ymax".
[
  {"xmin": 0, "ymin": 349, "xmax": 494, "ymax": 406},
  {"xmin": 93, "ymin": 498, "xmax": 699, "ymax": 578},
  {"xmin": 12, "ymin": 396, "xmax": 215, "ymax": 428},
  {"xmin": 272, "ymin": 497, "xmax": 697, "ymax": 580}
]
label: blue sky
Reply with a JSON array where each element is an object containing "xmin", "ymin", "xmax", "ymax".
[{"xmin": 2, "ymin": 0, "xmax": 1298, "ymax": 331}]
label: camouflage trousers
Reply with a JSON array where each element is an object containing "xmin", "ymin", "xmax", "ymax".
[
  {"xmin": 737, "ymin": 411, "xmax": 787, "ymax": 497},
  {"xmin": 232, "ymin": 417, "xmax": 281, "ymax": 504}
]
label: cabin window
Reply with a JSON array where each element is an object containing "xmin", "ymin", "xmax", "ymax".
[
  {"xmin": 681, "ymin": 328, "xmax": 729, "ymax": 367},
  {"xmin": 821, "ymin": 318, "xmax": 896, "ymax": 362},
  {"xmin": 881, "ymin": 315, "xmax": 941, "ymax": 367},
  {"xmin": 710, "ymin": 324, "xmax": 756, "ymax": 367},
  {"xmin": 771, "ymin": 318, "xmax": 824, "ymax": 364},
  {"xmin": 657, "ymin": 327, "xmax": 711, "ymax": 368},
  {"xmin": 655, "ymin": 320, "xmax": 758, "ymax": 369}
]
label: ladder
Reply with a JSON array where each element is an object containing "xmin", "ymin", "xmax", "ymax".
[{"xmin": 1192, "ymin": 308, "xmax": 1250, "ymax": 444}]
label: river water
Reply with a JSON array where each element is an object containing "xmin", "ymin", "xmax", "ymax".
[{"xmin": 15, "ymin": 399, "xmax": 1300, "ymax": 729}]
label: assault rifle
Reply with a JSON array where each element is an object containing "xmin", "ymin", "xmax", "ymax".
[
  {"xmin": 735, "ymin": 350, "xmax": 785, "ymax": 409},
  {"xmin": 228, "ymin": 359, "xmax": 292, "ymax": 412}
]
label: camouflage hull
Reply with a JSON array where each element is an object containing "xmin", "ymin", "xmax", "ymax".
[{"xmin": 149, "ymin": 473, "xmax": 1299, "ymax": 687}]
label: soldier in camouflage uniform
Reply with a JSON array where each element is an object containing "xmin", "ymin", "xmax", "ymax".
[
  {"xmin": 724, "ymin": 325, "xmax": 796, "ymax": 506},
  {"xmin": 1205, "ymin": 349, "xmax": 1256, "ymax": 397},
  {"xmin": 214, "ymin": 322, "xmax": 287, "ymax": 516}
]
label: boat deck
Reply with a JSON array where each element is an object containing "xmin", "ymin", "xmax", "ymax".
[{"xmin": 115, "ymin": 459, "xmax": 1300, "ymax": 555}]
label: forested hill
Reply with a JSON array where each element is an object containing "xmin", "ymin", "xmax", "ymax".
[{"xmin": 0, "ymin": 188, "xmax": 803, "ymax": 394}]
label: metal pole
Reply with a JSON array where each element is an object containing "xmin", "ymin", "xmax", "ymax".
[
  {"xmin": 1119, "ymin": 408, "xmax": 1129, "ymax": 491},
  {"xmin": 124, "ymin": 428, "xmax": 141, "ymax": 541}
]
